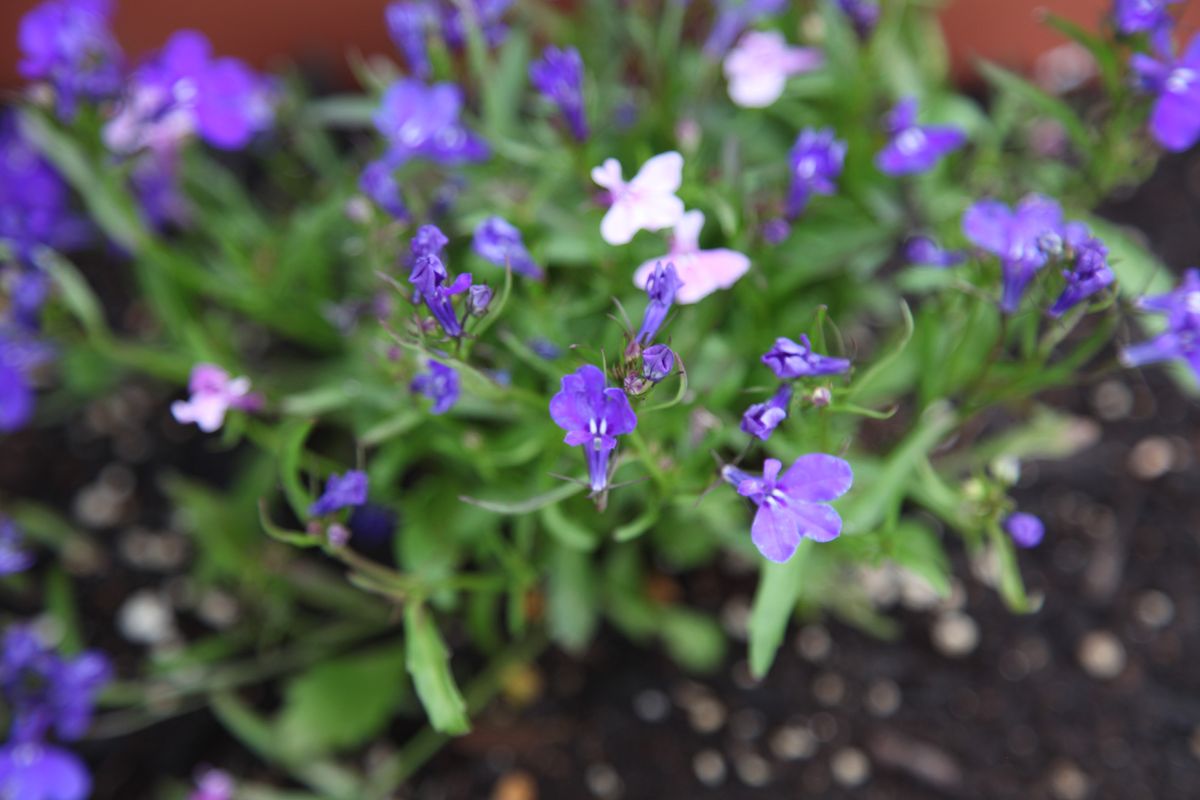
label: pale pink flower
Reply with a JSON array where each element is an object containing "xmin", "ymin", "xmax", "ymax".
[
  {"xmin": 633, "ymin": 210, "xmax": 750, "ymax": 304},
  {"xmin": 591, "ymin": 151, "xmax": 685, "ymax": 245},
  {"xmin": 724, "ymin": 31, "xmax": 824, "ymax": 108},
  {"xmin": 171, "ymin": 363, "xmax": 261, "ymax": 433}
]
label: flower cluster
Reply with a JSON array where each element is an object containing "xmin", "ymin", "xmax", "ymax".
[
  {"xmin": 1123, "ymin": 269, "xmax": 1200, "ymax": 380},
  {"xmin": 18, "ymin": 0, "xmax": 123, "ymax": 118},
  {"xmin": 529, "ymin": 46, "xmax": 588, "ymax": 141},
  {"xmin": 386, "ymin": 0, "xmax": 511, "ymax": 77}
]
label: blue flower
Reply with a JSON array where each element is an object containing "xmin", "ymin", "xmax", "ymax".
[
  {"xmin": 1005, "ymin": 512, "xmax": 1044, "ymax": 548},
  {"xmin": 0, "ymin": 333, "xmax": 54, "ymax": 433},
  {"xmin": 309, "ymin": 471, "xmax": 369, "ymax": 517},
  {"xmin": 837, "ymin": 0, "xmax": 880, "ymax": 39},
  {"xmin": 386, "ymin": 1, "xmax": 437, "ymax": 78},
  {"xmin": 0, "ymin": 519, "xmax": 34, "ymax": 575},
  {"xmin": 761, "ymin": 334, "xmax": 850, "ymax": 379},
  {"xmin": 875, "ymin": 98, "xmax": 966, "ymax": 176},
  {"xmin": 721, "ymin": 454, "xmax": 853, "ymax": 562},
  {"xmin": 1123, "ymin": 269, "xmax": 1200, "ymax": 380},
  {"xmin": 411, "ymin": 359, "xmax": 460, "ymax": 414},
  {"xmin": 1048, "ymin": 228, "xmax": 1114, "ymax": 317},
  {"xmin": 0, "ymin": 741, "xmax": 91, "ymax": 800},
  {"xmin": 359, "ymin": 160, "xmax": 408, "ymax": 220},
  {"xmin": 703, "ymin": 0, "xmax": 786, "ymax": 58},
  {"xmin": 410, "ymin": 253, "xmax": 471, "ymax": 338},
  {"xmin": 1131, "ymin": 34, "xmax": 1200, "ymax": 152},
  {"xmin": 786, "ymin": 128, "xmax": 846, "ymax": 219},
  {"xmin": 962, "ymin": 194, "xmax": 1065, "ymax": 313},
  {"xmin": 472, "ymin": 216, "xmax": 542, "ymax": 279},
  {"xmin": 904, "ymin": 235, "xmax": 966, "ymax": 268},
  {"xmin": 641, "ymin": 344, "xmax": 675, "ymax": 383},
  {"xmin": 636, "ymin": 262, "xmax": 682, "ymax": 345},
  {"xmin": 740, "ymin": 384, "xmax": 791, "ymax": 441},
  {"xmin": 529, "ymin": 46, "xmax": 588, "ymax": 141},
  {"xmin": 549, "ymin": 365, "xmax": 638, "ymax": 493},
  {"xmin": 374, "ymin": 79, "xmax": 489, "ymax": 166},
  {"xmin": 1113, "ymin": 0, "xmax": 1181, "ymax": 43},
  {"xmin": 18, "ymin": 0, "xmax": 123, "ymax": 119}
]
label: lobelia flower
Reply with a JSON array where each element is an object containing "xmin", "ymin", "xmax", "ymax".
[
  {"xmin": 837, "ymin": 0, "xmax": 881, "ymax": 40},
  {"xmin": 636, "ymin": 262, "xmax": 682, "ymax": 345},
  {"xmin": 740, "ymin": 384, "xmax": 792, "ymax": 441},
  {"xmin": 0, "ymin": 518, "xmax": 34, "ymax": 575},
  {"xmin": 875, "ymin": 97, "xmax": 966, "ymax": 176},
  {"xmin": 633, "ymin": 210, "xmax": 750, "ymax": 304},
  {"xmin": 904, "ymin": 235, "xmax": 966, "ymax": 268},
  {"xmin": 529, "ymin": 46, "xmax": 588, "ymax": 141},
  {"xmin": 467, "ymin": 284, "xmax": 493, "ymax": 316},
  {"xmin": 439, "ymin": 0, "xmax": 513, "ymax": 50},
  {"xmin": 762, "ymin": 335, "xmax": 850, "ymax": 379},
  {"xmin": 724, "ymin": 31, "xmax": 824, "ymax": 108},
  {"xmin": 171, "ymin": 363, "xmax": 262, "ymax": 433},
  {"xmin": 374, "ymin": 79, "xmax": 489, "ymax": 166},
  {"xmin": 0, "ymin": 333, "xmax": 55, "ymax": 433},
  {"xmin": 386, "ymin": 1, "xmax": 437, "ymax": 78},
  {"xmin": 1113, "ymin": 0, "xmax": 1181, "ymax": 43},
  {"xmin": 1048, "ymin": 230, "xmax": 1114, "ymax": 316},
  {"xmin": 549, "ymin": 365, "xmax": 638, "ymax": 493},
  {"xmin": 1130, "ymin": 34, "xmax": 1200, "ymax": 152},
  {"xmin": 309, "ymin": 471, "xmax": 369, "ymax": 517},
  {"xmin": 641, "ymin": 344, "xmax": 675, "ymax": 383},
  {"xmin": 1135, "ymin": 266, "xmax": 1200, "ymax": 322},
  {"xmin": 1122, "ymin": 269, "xmax": 1200, "ymax": 379},
  {"xmin": 1005, "ymin": 512, "xmax": 1045, "ymax": 548},
  {"xmin": 962, "ymin": 194, "xmax": 1066, "ymax": 313},
  {"xmin": 130, "ymin": 148, "xmax": 190, "ymax": 229},
  {"xmin": 18, "ymin": 0, "xmax": 123, "ymax": 119},
  {"xmin": 704, "ymin": 0, "xmax": 786, "ymax": 58},
  {"xmin": 410, "ymin": 223, "xmax": 449, "ymax": 262},
  {"xmin": 472, "ymin": 216, "xmax": 542, "ymax": 279},
  {"xmin": 359, "ymin": 160, "xmax": 409, "ymax": 220},
  {"xmin": 189, "ymin": 768, "xmax": 235, "ymax": 800},
  {"xmin": 591, "ymin": 152, "xmax": 685, "ymax": 246},
  {"xmin": 411, "ymin": 359, "xmax": 460, "ymax": 414},
  {"xmin": 721, "ymin": 454, "xmax": 853, "ymax": 562},
  {"xmin": 785, "ymin": 128, "xmax": 847, "ymax": 220},
  {"xmin": 409, "ymin": 253, "xmax": 472, "ymax": 337}
]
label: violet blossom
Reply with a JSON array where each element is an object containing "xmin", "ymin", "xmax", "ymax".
[
  {"xmin": 904, "ymin": 235, "xmax": 966, "ymax": 268},
  {"xmin": 762, "ymin": 335, "xmax": 850, "ymax": 379},
  {"xmin": 642, "ymin": 344, "xmax": 675, "ymax": 383},
  {"xmin": 1122, "ymin": 269, "xmax": 1200, "ymax": 380},
  {"xmin": 409, "ymin": 253, "xmax": 472, "ymax": 338},
  {"xmin": 472, "ymin": 216, "xmax": 542, "ymax": 279},
  {"xmin": 875, "ymin": 97, "xmax": 966, "ymax": 176},
  {"xmin": 549, "ymin": 365, "xmax": 638, "ymax": 493},
  {"xmin": 1113, "ymin": 0, "xmax": 1181, "ymax": 42},
  {"xmin": 704, "ymin": 0, "xmax": 786, "ymax": 58},
  {"xmin": 636, "ymin": 262, "xmax": 682, "ymax": 345},
  {"xmin": 1131, "ymin": 34, "xmax": 1200, "ymax": 152},
  {"xmin": 740, "ymin": 384, "xmax": 792, "ymax": 441},
  {"xmin": 18, "ymin": 0, "xmax": 123, "ymax": 118},
  {"xmin": 1048, "ymin": 229, "xmax": 1114, "ymax": 316},
  {"xmin": 411, "ymin": 359, "xmax": 460, "ymax": 414},
  {"xmin": 723, "ymin": 31, "xmax": 824, "ymax": 108},
  {"xmin": 374, "ymin": 79, "xmax": 489, "ymax": 166},
  {"xmin": 837, "ymin": 0, "xmax": 881, "ymax": 40},
  {"xmin": 721, "ymin": 454, "xmax": 853, "ymax": 562},
  {"xmin": 529, "ymin": 46, "xmax": 588, "ymax": 141},
  {"xmin": 1005, "ymin": 512, "xmax": 1045, "ymax": 548},
  {"xmin": 0, "ymin": 518, "xmax": 34, "ymax": 575},
  {"xmin": 309, "ymin": 471, "xmax": 369, "ymax": 517},
  {"xmin": 467, "ymin": 284, "xmax": 493, "ymax": 316},
  {"xmin": 785, "ymin": 128, "xmax": 846, "ymax": 220},
  {"xmin": 170, "ymin": 363, "xmax": 261, "ymax": 433},
  {"xmin": 962, "ymin": 194, "xmax": 1066, "ymax": 313},
  {"xmin": 633, "ymin": 210, "xmax": 750, "ymax": 304},
  {"xmin": 189, "ymin": 769, "xmax": 235, "ymax": 800},
  {"xmin": 386, "ymin": 1, "xmax": 437, "ymax": 78},
  {"xmin": 359, "ymin": 160, "xmax": 409, "ymax": 220},
  {"xmin": 0, "ymin": 333, "xmax": 55, "ymax": 433},
  {"xmin": 591, "ymin": 152, "xmax": 685, "ymax": 246}
]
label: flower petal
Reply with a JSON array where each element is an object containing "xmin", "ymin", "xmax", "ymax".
[
  {"xmin": 779, "ymin": 454, "xmax": 853, "ymax": 501},
  {"xmin": 751, "ymin": 503, "xmax": 802, "ymax": 562}
]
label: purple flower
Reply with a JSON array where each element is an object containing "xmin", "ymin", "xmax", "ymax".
[
  {"xmin": 411, "ymin": 359, "xmax": 460, "ymax": 414},
  {"xmin": 171, "ymin": 363, "xmax": 261, "ymax": 433},
  {"xmin": 1123, "ymin": 269, "xmax": 1200, "ymax": 379},
  {"xmin": 467, "ymin": 284, "xmax": 493, "ymax": 316},
  {"xmin": 529, "ymin": 338, "xmax": 561, "ymax": 360},
  {"xmin": 1113, "ymin": 0, "xmax": 1181, "ymax": 39},
  {"xmin": 962, "ymin": 194, "xmax": 1066, "ymax": 313},
  {"xmin": 636, "ymin": 262, "xmax": 682, "ymax": 345},
  {"xmin": 530, "ymin": 46, "xmax": 588, "ymax": 141},
  {"xmin": 762, "ymin": 218, "xmax": 790, "ymax": 244},
  {"xmin": 1131, "ymin": 34, "xmax": 1200, "ymax": 152},
  {"xmin": 409, "ymin": 253, "xmax": 471, "ymax": 337},
  {"xmin": 549, "ymin": 365, "xmax": 638, "ymax": 493},
  {"xmin": 0, "ymin": 519, "xmax": 34, "ymax": 575},
  {"xmin": 348, "ymin": 503, "xmax": 399, "ymax": 547},
  {"xmin": 130, "ymin": 149, "xmax": 189, "ymax": 230},
  {"xmin": 0, "ymin": 112, "xmax": 89, "ymax": 264},
  {"xmin": 18, "ymin": 0, "xmax": 122, "ymax": 118},
  {"xmin": 438, "ymin": 0, "xmax": 512, "ymax": 50},
  {"xmin": 472, "ymin": 216, "xmax": 542, "ymax": 278},
  {"xmin": 740, "ymin": 384, "xmax": 792, "ymax": 441},
  {"xmin": 309, "ymin": 471, "xmax": 369, "ymax": 517},
  {"xmin": 359, "ymin": 160, "xmax": 408, "ymax": 219},
  {"xmin": 0, "ymin": 741, "xmax": 91, "ymax": 800},
  {"xmin": 189, "ymin": 768, "xmax": 235, "ymax": 800},
  {"xmin": 786, "ymin": 128, "xmax": 846, "ymax": 219},
  {"xmin": 875, "ymin": 98, "xmax": 966, "ymax": 176},
  {"xmin": 723, "ymin": 31, "xmax": 824, "ymax": 108},
  {"xmin": 837, "ymin": 0, "xmax": 880, "ymax": 39},
  {"xmin": 0, "ymin": 333, "xmax": 54, "ymax": 433},
  {"xmin": 374, "ymin": 80, "xmax": 489, "ymax": 166},
  {"xmin": 904, "ymin": 235, "xmax": 966, "ymax": 268},
  {"xmin": 703, "ymin": 0, "xmax": 786, "ymax": 58},
  {"xmin": 1049, "ymin": 230, "xmax": 1114, "ymax": 316},
  {"xmin": 642, "ymin": 344, "xmax": 675, "ymax": 383},
  {"xmin": 1005, "ymin": 512, "xmax": 1045, "ymax": 548},
  {"xmin": 386, "ymin": 1, "xmax": 437, "ymax": 78},
  {"xmin": 762, "ymin": 334, "xmax": 850, "ymax": 379},
  {"xmin": 1135, "ymin": 267, "xmax": 1200, "ymax": 323},
  {"xmin": 411, "ymin": 223, "xmax": 449, "ymax": 262},
  {"xmin": 4, "ymin": 269, "xmax": 52, "ymax": 333},
  {"xmin": 721, "ymin": 454, "xmax": 853, "ymax": 562},
  {"xmin": 1, "ymin": 626, "xmax": 111, "ymax": 744}
]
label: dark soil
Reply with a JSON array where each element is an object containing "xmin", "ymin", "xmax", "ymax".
[{"xmin": 5, "ymin": 156, "xmax": 1200, "ymax": 799}]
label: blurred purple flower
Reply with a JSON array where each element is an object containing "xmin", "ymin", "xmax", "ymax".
[
  {"xmin": 636, "ymin": 262, "xmax": 682, "ymax": 345},
  {"xmin": 642, "ymin": 344, "xmax": 675, "ymax": 383},
  {"xmin": 1131, "ymin": 34, "xmax": 1200, "ymax": 152},
  {"xmin": 411, "ymin": 223, "xmax": 450, "ymax": 262},
  {"xmin": 18, "ymin": 0, "xmax": 122, "ymax": 118},
  {"xmin": 409, "ymin": 253, "xmax": 471, "ymax": 337},
  {"xmin": 411, "ymin": 359, "xmax": 460, "ymax": 414},
  {"xmin": 1005, "ymin": 512, "xmax": 1045, "ymax": 548},
  {"xmin": 1123, "ymin": 269, "xmax": 1200, "ymax": 379},
  {"xmin": 472, "ymin": 216, "xmax": 542, "ymax": 278},
  {"xmin": 439, "ymin": 0, "xmax": 512, "ymax": 50},
  {"xmin": 762, "ymin": 334, "xmax": 850, "ymax": 379},
  {"xmin": 386, "ymin": 1, "xmax": 437, "ymax": 78},
  {"xmin": 189, "ymin": 768, "xmax": 235, "ymax": 800},
  {"xmin": 786, "ymin": 128, "xmax": 846, "ymax": 219},
  {"xmin": 740, "ymin": 384, "xmax": 791, "ymax": 441},
  {"xmin": 962, "ymin": 194, "xmax": 1066, "ymax": 313},
  {"xmin": 0, "ymin": 519, "xmax": 34, "ymax": 575},
  {"xmin": 837, "ymin": 0, "xmax": 880, "ymax": 39},
  {"xmin": 1049, "ymin": 229, "xmax": 1114, "ymax": 316},
  {"xmin": 530, "ymin": 46, "xmax": 588, "ymax": 141},
  {"xmin": 0, "ymin": 333, "xmax": 55, "ymax": 433},
  {"xmin": 310, "ymin": 471, "xmax": 369, "ymax": 517},
  {"xmin": 704, "ymin": 0, "xmax": 786, "ymax": 58},
  {"xmin": 359, "ymin": 160, "xmax": 409, "ymax": 219},
  {"xmin": 724, "ymin": 31, "xmax": 823, "ymax": 108},
  {"xmin": 875, "ymin": 98, "xmax": 966, "ymax": 176},
  {"xmin": 549, "ymin": 364, "xmax": 638, "ymax": 493},
  {"xmin": 1113, "ymin": 0, "xmax": 1181, "ymax": 42},
  {"xmin": 0, "ymin": 741, "xmax": 91, "ymax": 800},
  {"xmin": 1, "ymin": 625, "xmax": 111, "ymax": 744},
  {"xmin": 170, "ymin": 363, "xmax": 261, "ymax": 433},
  {"xmin": 721, "ymin": 454, "xmax": 853, "ymax": 562},
  {"xmin": 374, "ymin": 79, "xmax": 489, "ymax": 166},
  {"xmin": 904, "ymin": 235, "xmax": 966, "ymax": 268}
]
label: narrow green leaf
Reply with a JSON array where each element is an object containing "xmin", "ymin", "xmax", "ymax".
[
  {"xmin": 747, "ymin": 541, "xmax": 811, "ymax": 679},
  {"xmin": 404, "ymin": 604, "xmax": 471, "ymax": 735},
  {"xmin": 279, "ymin": 420, "xmax": 317, "ymax": 520},
  {"xmin": 546, "ymin": 543, "xmax": 599, "ymax": 653},
  {"xmin": 460, "ymin": 481, "xmax": 584, "ymax": 515}
]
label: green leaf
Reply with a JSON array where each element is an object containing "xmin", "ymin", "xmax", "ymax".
[
  {"xmin": 277, "ymin": 644, "xmax": 409, "ymax": 755},
  {"xmin": 747, "ymin": 541, "xmax": 812, "ymax": 679},
  {"xmin": 539, "ymin": 501, "xmax": 598, "ymax": 551},
  {"xmin": 404, "ymin": 603, "xmax": 471, "ymax": 735},
  {"xmin": 977, "ymin": 61, "xmax": 1093, "ymax": 157},
  {"xmin": 846, "ymin": 300, "xmax": 913, "ymax": 403},
  {"xmin": 991, "ymin": 525, "xmax": 1031, "ymax": 613},
  {"xmin": 259, "ymin": 501, "xmax": 321, "ymax": 548},
  {"xmin": 659, "ymin": 609, "xmax": 726, "ymax": 674},
  {"xmin": 279, "ymin": 419, "xmax": 317, "ymax": 520},
  {"xmin": 460, "ymin": 481, "xmax": 584, "ymax": 515},
  {"xmin": 887, "ymin": 520, "xmax": 951, "ymax": 598},
  {"xmin": 546, "ymin": 543, "xmax": 599, "ymax": 653}
]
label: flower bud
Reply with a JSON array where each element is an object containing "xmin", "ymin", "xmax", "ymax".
[
  {"xmin": 810, "ymin": 386, "xmax": 832, "ymax": 407},
  {"xmin": 642, "ymin": 344, "xmax": 675, "ymax": 383},
  {"xmin": 468, "ymin": 284, "xmax": 493, "ymax": 316}
]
